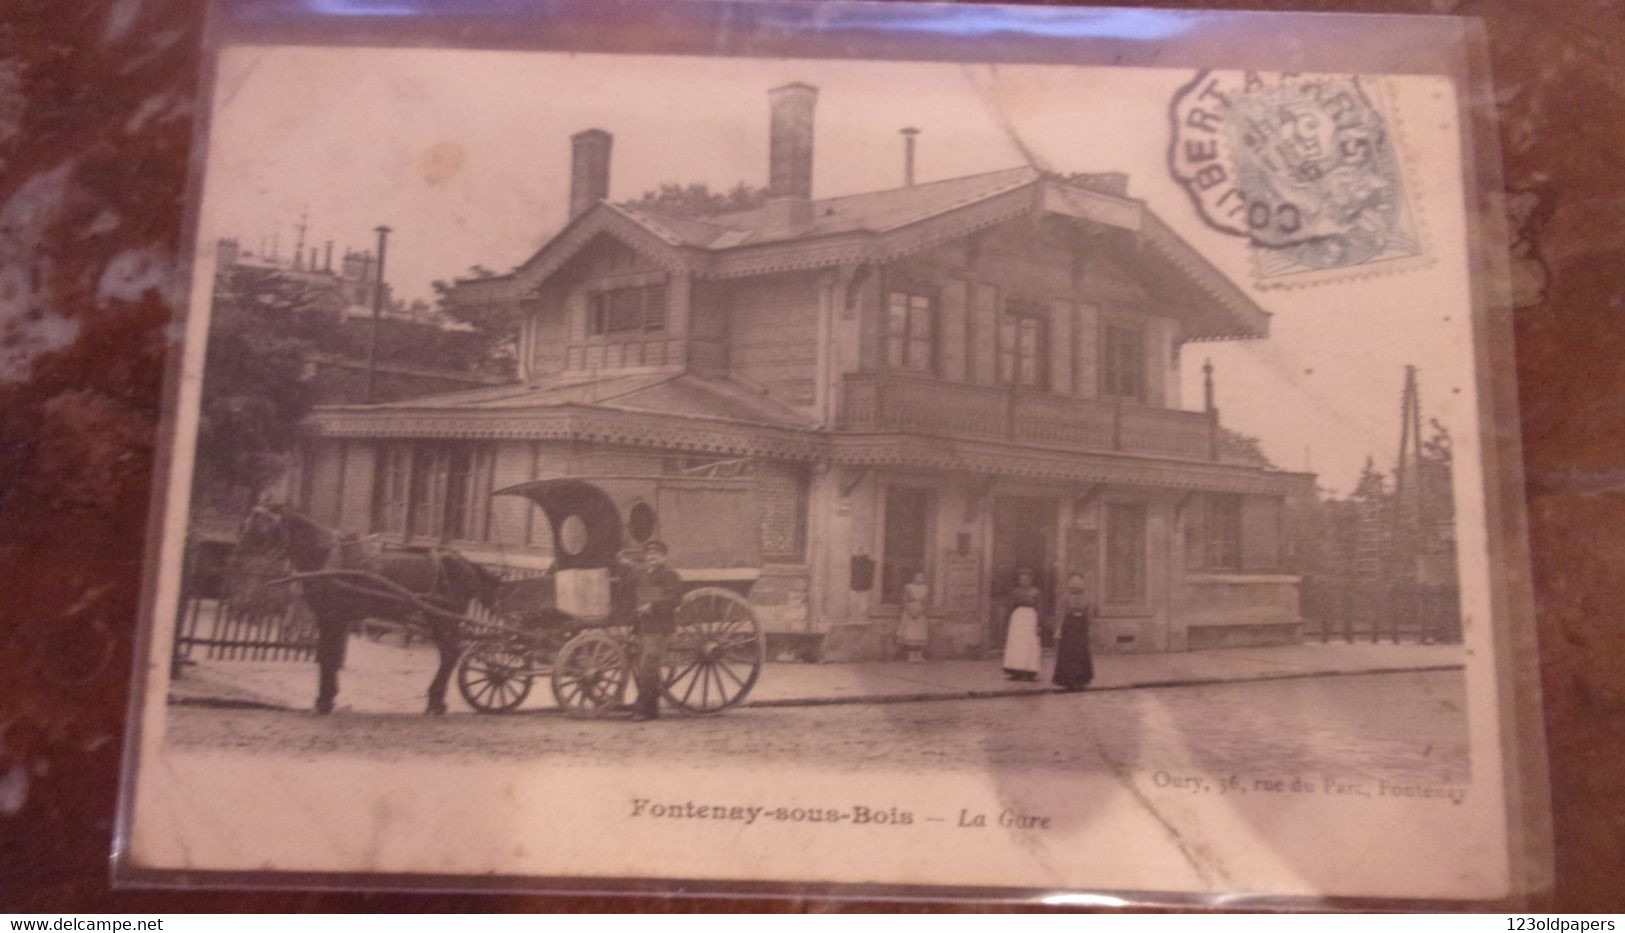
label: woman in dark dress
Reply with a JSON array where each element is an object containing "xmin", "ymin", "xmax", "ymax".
[{"xmin": 1052, "ymin": 573, "xmax": 1094, "ymax": 690}]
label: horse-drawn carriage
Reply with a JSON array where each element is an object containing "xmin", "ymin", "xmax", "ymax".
[
  {"xmin": 458, "ymin": 475, "xmax": 767, "ymax": 716},
  {"xmin": 250, "ymin": 474, "xmax": 767, "ymax": 717}
]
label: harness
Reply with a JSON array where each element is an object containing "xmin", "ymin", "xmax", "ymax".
[{"xmin": 274, "ymin": 509, "xmax": 479, "ymax": 619}]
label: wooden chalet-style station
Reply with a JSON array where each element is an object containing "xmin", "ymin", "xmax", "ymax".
[{"xmin": 297, "ymin": 83, "xmax": 1315, "ymax": 661}]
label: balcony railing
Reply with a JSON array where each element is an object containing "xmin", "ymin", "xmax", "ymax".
[{"xmin": 838, "ymin": 371, "xmax": 1219, "ymax": 461}]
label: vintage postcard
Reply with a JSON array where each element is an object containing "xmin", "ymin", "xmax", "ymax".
[{"xmin": 117, "ymin": 3, "xmax": 1545, "ymax": 905}]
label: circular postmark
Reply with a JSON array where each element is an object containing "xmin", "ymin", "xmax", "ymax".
[{"xmin": 1169, "ymin": 70, "xmax": 1413, "ymax": 271}]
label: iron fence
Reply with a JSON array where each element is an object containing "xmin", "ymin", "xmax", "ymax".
[
  {"xmin": 1299, "ymin": 577, "xmax": 1461, "ymax": 645},
  {"xmin": 172, "ymin": 538, "xmax": 318, "ymax": 672}
]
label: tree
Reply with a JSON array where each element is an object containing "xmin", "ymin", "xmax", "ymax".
[
  {"xmin": 1216, "ymin": 427, "xmax": 1275, "ymax": 467},
  {"xmin": 431, "ymin": 265, "xmax": 517, "ymax": 377},
  {"xmin": 1353, "ymin": 456, "xmax": 1388, "ymax": 501},
  {"xmin": 193, "ymin": 265, "xmax": 345, "ymax": 506},
  {"xmin": 1417, "ymin": 419, "xmax": 1453, "ymax": 524},
  {"xmin": 627, "ymin": 181, "xmax": 770, "ymax": 219}
]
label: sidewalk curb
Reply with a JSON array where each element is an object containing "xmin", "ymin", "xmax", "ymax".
[
  {"xmin": 167, "ymin": 662, "xmax": 1463, "ymax": 715},
  {"xmin": 168, "ymin": 695, "xmax": 297, "ymax": 713},
  {"xmin": 739, "ymin": 662, "xmax": 1465, "ymax": 709}
]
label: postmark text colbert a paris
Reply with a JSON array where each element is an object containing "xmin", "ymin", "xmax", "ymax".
[{"xmin": 1168, "ymin": 70, "xmax": 1431, "ymax": 289}]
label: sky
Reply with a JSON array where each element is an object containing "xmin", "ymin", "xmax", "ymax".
[{"xmin": 197, "ymin": 46, "xmax": 1478, "ymax": 495}]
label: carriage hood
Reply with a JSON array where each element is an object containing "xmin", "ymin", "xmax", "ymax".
[
  {"xmin": 494, "ymin": 479, "xmax": 627, "ymax": 570},
  {"xmin": 494, "ymin": 475, "xmax": 761, "ymax": 572}
]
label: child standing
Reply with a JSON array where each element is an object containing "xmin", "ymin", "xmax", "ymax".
[{"xmin": 900, "ymin": 571, "xmax": 930, "ymax": 663}]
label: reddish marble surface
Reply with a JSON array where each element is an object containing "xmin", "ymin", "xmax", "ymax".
[{"xmin": 0, "ymin": 0, "xmax": 1620, "ymax": 912}]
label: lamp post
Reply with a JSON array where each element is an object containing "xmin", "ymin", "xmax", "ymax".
[{"xmin": 364, "ymin": 224, "xmax": 392, "ymax": 403}]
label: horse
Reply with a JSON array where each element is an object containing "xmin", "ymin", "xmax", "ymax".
[{"xmin": 239, "ymin": 504, "xmax": 501, "ymax": 715}]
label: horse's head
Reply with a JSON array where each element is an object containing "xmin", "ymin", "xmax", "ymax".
[
  {"xmin": 239, "ymin": 503, "xmax": 291, "ymax": 555},
  {"xmin": 239, "ymin": 503, "xmax": 334, "ymax": 571}
]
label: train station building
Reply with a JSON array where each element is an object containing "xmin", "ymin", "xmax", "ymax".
[{"xmin": 295, "ymin": 83, "xmax": 1315, "ymax": 661}]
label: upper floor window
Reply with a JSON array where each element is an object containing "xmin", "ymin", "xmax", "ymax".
[
  {"xmin": 998, "ymin": 302, "xmax": 1048, "ymax": 389},
  {"xmin": 1102, "ymin": 322, "xmax": 1145, "ymax": 400},
  {"xmin": 590, "ymin": 284, "xmax": 667, "ymax": 337},
  {"xmin": 885, "ymin": 291, "xmax": 935, "ymax": 374}
]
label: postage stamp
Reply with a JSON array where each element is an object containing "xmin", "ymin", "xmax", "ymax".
[{"xmin": 1168, "ymin": 70, "xmax": 1431, "ymax": 289}]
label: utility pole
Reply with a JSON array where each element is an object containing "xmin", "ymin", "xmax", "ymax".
[
  {"xmin": 293, "ymin": 205, "xmax": 309, "ymax": 269},
  {"xmin": 1388, "ymin": 365, "xmax": 1423, "ymax": 581},
  {"xmin": 364, "ymin": 225, "xmax": 392, "ymax": 403}
]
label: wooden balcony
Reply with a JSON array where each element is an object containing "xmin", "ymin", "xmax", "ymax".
[{"xmin": 838, "ymin": 371, "xmax": 1219, "ymax": 461}]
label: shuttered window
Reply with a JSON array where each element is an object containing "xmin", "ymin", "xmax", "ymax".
[
  {"xmin": 590, "ymin": 284, "xmax": 667, "ymax": 336},
  {"xmin": 1184, "ymin": 494, "xmax": 1282, "ymax": 573},
  {"xmin": 1103, "ymin": 323, "xmax": 1145, "ymax": 400},
  {"xmin": 373, "ymin": 441, "xmax": 494, "ymax": 542},
  {"xmin": 1105, "ymin": 501, "xmax": 1147, "ymax": 604},
  {"xmin": 1240, "ymin": 496, "xmax": 1284, "ymax": 571},
  {"xmin": 885, "ymin": 291, "xmax": 935, "ymax": 373},
  {"xmin": 998, "ymin": 302, "xmax": 1048, "ymax": 389},
  {"xmin": 1206, "ymin": 494, "xmax": 1243, "ymax": 570},
  {"xmin": 373, "ymin": 444, "xmax": 411, "ymax": 534}
]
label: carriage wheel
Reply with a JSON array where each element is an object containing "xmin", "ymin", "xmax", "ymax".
[
  {"xmin": 456, "ymin": 639, "xmax": 535, "ymax": 714},
  {"xmin": 660, "ymin": 587, "xmax": 765, "ymax": 715},
  {"xmin": 551, "ymin": 630, "xmax": 630, "ymax": 717}
]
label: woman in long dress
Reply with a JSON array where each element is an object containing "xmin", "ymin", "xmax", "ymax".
[
  {"xmin": 1052, "ymin": 573, "xmax": 1094, "ymax": 690},
  {"xmin": 1002, "ymin": 568, "xmax": 1044, "ymax": 681},
  {"xmin": 900, "ymin": 571, "xmax": 930, "ymax": 663}
]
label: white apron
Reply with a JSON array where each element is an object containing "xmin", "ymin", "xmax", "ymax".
[{"xmin": 1002, "ymin": 606, "xmax": 1041, "ymax": 674}]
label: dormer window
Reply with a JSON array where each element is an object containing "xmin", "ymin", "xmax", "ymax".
[{"xmin": 590, "ymin": 283, "xmax": 667, "ymax": 336}]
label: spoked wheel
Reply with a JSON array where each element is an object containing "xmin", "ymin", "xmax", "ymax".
[
  {"xmin": 660, "ymin": 587, "xmax": 766, "ymax": 715},
  {"xmin": 551, "ymin": 630, "xmax": 631, "ymax": 717},
  {"xmin": 456, "ymin": 638, "xmax": 536, "ymax": 714}
]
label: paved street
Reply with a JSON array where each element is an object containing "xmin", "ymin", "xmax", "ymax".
[
  {"xmin": 166, "ymin": 669, "xmax": 1470, "ymax": 784},
  {"xmin": 169, "ymin": 630, "xmax": 1464, "ymax": 714}
]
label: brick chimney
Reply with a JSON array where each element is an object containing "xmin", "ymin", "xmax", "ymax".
[
  {"xmin": 900, "ymin": 127, "xmax": 920, "ymax": 187},
  {"xmin": 764, "ymin": 83, "xmax": 818, "ymax": 231},
  {"xmin": 569, "ymin": 128, "xmax": 613, "ymax": 221},
  {"xmin": 768, "ymin": 83, "xmax": 817, "ymax": 200}
]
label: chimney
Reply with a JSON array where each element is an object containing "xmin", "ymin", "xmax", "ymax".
[
  {"xmin": 900, "ymin": 127, "xmax": 920, "ymax": 187},
  {"xmin": 569, "ymin": 129, "xmax": 612, "ymax": 221},
  {"xmin": 768, "ymin": 83, "xmax": 817, "ymax": 200}
]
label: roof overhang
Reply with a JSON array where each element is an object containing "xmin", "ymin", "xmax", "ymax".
[
  {"xmin": 305, "ymin": 399, "xmax": 1312, "ymax": 499},
  {"xmin": 445, "ymin": 175, "xmax": 1270, "ymax": 342},
  {"xmin": 1135, "ymin": 209, "xmax": 1271, "ymax": 341},
  {"xmin": 831, "ymin": 432, "xmax": 1315, "ymax": 498},
  {"xmin": 307, "ymin": 402, "xmax": 825, "ymax": 462},
  {"xmin": 441, "ymin": 206, "xmax": 707, "ymax": 308}
]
